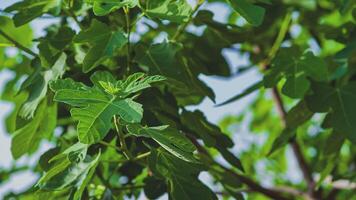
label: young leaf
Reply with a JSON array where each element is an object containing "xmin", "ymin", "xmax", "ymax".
[
  {"xmin": 119, "ymin": 72, "xmax": 166, "ymax": 96},
  {"xmin": 74, "ymin": 19, "xmax": 127, "ymax": 72},
  {"xmin": 126, "ymin": 124, "xmax": 197, "ymax": 162}
]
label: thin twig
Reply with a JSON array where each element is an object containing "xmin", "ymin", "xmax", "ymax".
[
  {"xmin": 99, "ymin": 140, "xmax": 122, "ymax": 152},
  {"xmin": 124, "ymin": 6, "xmax": 131, "ymax": 74},
  {"xmin": 171, "ymin": 0, "xmax": 205, "ymax": 41},
  {"xmin": 0, "ymin": 29, "xmax": 36, "ymax": 56}
]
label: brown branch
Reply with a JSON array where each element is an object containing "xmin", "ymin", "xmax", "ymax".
[
  {"xmin": 187, "ymin": 135, "xmax": 297, "ymax": 200},
  {"xmin": 259, "ymin": 11, "xmax": 320, "ymax": 199},
  {"xmin": 221, "ymin": 166, "xmax": 295, "ymax": 200},
  {"xmin": 271, "ymin": 86, "xmax": 321, "ymax": 199}
]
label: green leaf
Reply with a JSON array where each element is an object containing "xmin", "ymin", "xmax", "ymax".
[
  {"xmin": 135, "ymin": 41, "xmax": 214, "ymax": 105},
  {"xmin": 19, "ymin": 53, "xmax": 67, "ymax": 119},
  {"xmin": 119, "ymin": 72, "xmax": 166, "ymax": 96},
  {"xmin": 127, "ymin": 124, "xmax": 197, "ymax": 162},
  {"xmin": 264, "ymin": 47, "xmax": 329, "ymax": 98},
  {"xmin": 11, "ymin": 100, "xmax": 57, "ymax": 159},
  {"xmin": 37, "ymin": 143, "xmax": 88, "ymax": 186},
  {"xmin": 37, "ymin": 26, "xmax": 75, "ymax": 67},
  {"xmin": 180, "ymin": 110, "xmax": 233, "ymax": 148},
  {"xmin": 51, "ymin": 78, "xmax": 143, "ymax": 144},
  {"xmin": 89, "ymin": 0, "xmax": 138, "ymax": 16},
  {"xmin": 269, "ymin": 101, "xmax": 313, "ymax": 154},
  {"xmin": 143, "ymin": 176, "xmax": 167, "ymax": 199},
  {"xmin": 140, "ymin": 0, "xmax": 192, "ymax": 23},
  {"xmin": 226, "ymin": 0, "xmax": 265, "ymax": 26},
  {"xmin": 38, "ymin": 153, "xmax": 100, "ymax": 199},
  {"xmin": 148, "ymin": 148, "xmax": 217, "ymax": 200},
  {"xmin": 94, "ymin": 71, "xmax": 166, "ymax": 96},
  {"xmin": 74, "ymin": 19, "xmax": 127, "ymax": 72},
  {"xmin": 5, "ymin": 0, "xmax": 62, "ymax": 27},
  {"xmin": 306, "ymin": 82, "xmax": 356, "ymax": 143}
]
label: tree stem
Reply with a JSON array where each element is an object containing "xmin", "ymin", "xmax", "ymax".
[
  {"xmin": 271, "ymin": 86, "xmax": 319, "ymax": 199},
  {"xmin": 124, "ymin": 6, "xmax": 131, "ymax": 74},
  {"xmin": 113, "ymin": 115, "xmax": 132, "ymax": 160},
  {"xmin": 0, "ymin": 29, "xmax": 36, "ymax": 57}
]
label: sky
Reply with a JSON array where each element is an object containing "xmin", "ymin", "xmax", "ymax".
[{"xmin": 0, "ymin": 1, "xmax": 301, "ymax": 199}]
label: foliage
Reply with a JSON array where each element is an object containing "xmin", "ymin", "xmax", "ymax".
[{"xmin": 0, "ymin": 0, "xmax": 356, "ymax": 199}]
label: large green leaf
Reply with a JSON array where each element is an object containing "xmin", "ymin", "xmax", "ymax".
[
  {"xmin": 226, "ymin": 0, "xmax": 265, "ymax": 26},
  {"xmin": 51, "ymin": 78, "xmax": 143, "ymax": 144},
  {"xmin": 19, "ymin": 53, "xmax": 67, "ymax": 119},
  {"xmin": 74, "ymin": 19, "xmax": 127, "ymax": 72},
  {"xmin": 148, "ymin": 148, "xmax": 217, "ymax": 200},
  {"xmin": 37, "ymin": 143, "xmax": 89, "ymax": 186},
  {"xmin": 5, "ymin": 0, "xmax": 62, "ymax": 27},
  {"xmin": 38, "ymin": 153, "xmax": 100, "ymax": 200},
  {"xmin": 88, "ymin": 0, "xmax": 138, "ymax": 16},
  {"xmin": 306, "ymin": 82, "xmax": 356, "ymax": 143},
  {"xmin": 126, "ymin": 124, "xmax": 197, "ymax": 162},
  {"xmin": 264, "ymin": 47, "xmax": 329, "ymax": 98},
  {"xmin": 180, "ymin": 110, "xmax": 233, "ymax": 148},
  {"xmin": 140, "ymin": 0, "xmax": 192, "ymax": 23},
  {"xmin": 11, "ymin": 99, "xmax": 57, "ymax": 159}
]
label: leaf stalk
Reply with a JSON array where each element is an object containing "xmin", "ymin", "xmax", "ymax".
[{"xmin": 113, "ymin": 115, "xmax": 133, "ymax": 160}]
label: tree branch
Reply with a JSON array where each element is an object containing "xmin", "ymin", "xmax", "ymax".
[
  {"xmin": 271, "ymin": 86, "xmax": 320, "ymax": 199},
  {"xmin": 221, "ymin": 166, "xmax": 295, "ymax": 200},
  {"xmin": 171, "ymin": 0, "xmax": 205, "ymax": 41},
  {"xmin": 188, "ymin": 136, "xmax": 297, "ymax": 200},
  {"xmin": 259, "ymin": 10, "xmax": 320, "ymax": 199},
  {"xmin": 0, "ymin": 29, "xmax": 37, "ymax": 57}
]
